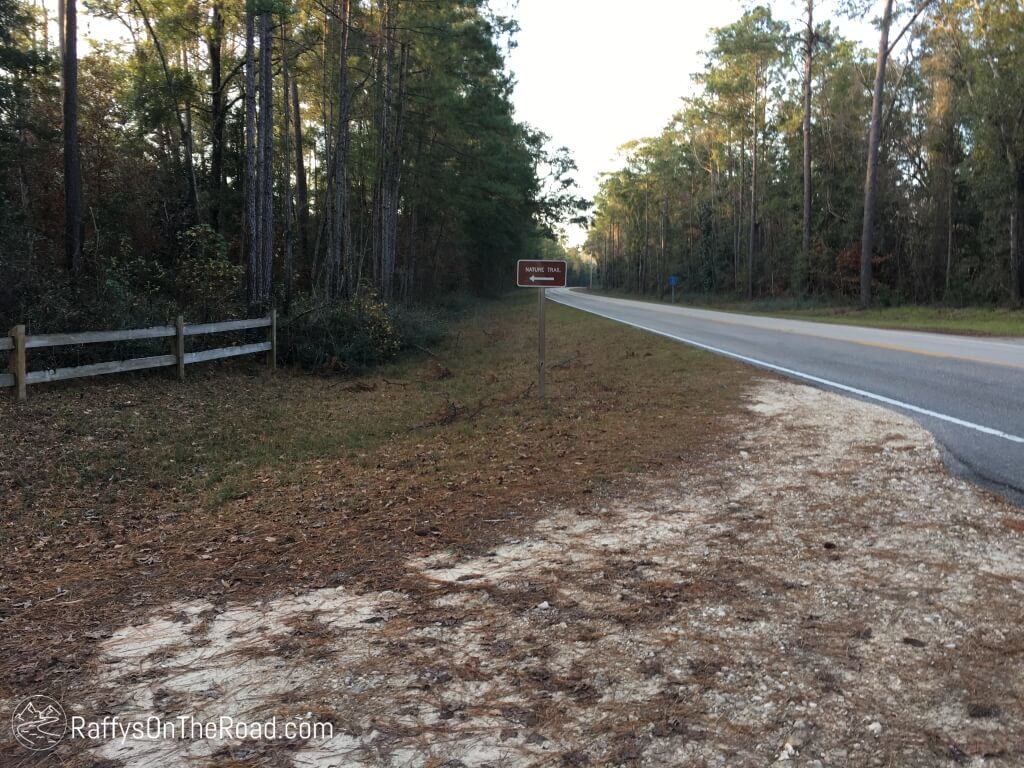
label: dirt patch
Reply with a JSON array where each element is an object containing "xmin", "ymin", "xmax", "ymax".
[{"xmin": 9, "ymin": 380, "xmax": 1021, "ymax": 766}]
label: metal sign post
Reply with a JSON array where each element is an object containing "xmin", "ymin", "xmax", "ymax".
[
  {"xmin": 668, "ymin": 274, "xmax": 682, "ymax": 303},
  {"xmin": 517, "ymin": 260, "xmax": 567, "ymax": 401},
  {"xmin": 537, "ymin": 287, "xmax": 546, "ymax": 399}
]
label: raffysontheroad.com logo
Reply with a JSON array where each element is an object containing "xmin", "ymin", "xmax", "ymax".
[{"xmin": 11, "ymin": 696, "xmax": 67, "ymax": 751}]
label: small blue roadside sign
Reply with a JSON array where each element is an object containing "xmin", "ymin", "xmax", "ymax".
[{"xmin": 668, "ymin": 275, "xmax": 681, "ymax": 303}]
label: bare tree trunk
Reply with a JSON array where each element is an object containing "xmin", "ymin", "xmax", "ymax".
[
  {"xmin": 945, "ymin": 176, "xmax": 954, "ymax": 297},
  {"xmin": 660, "ymin": 192, "xmax": 667, "ymax": 291},
  {"xmin": 330, "ymin": 0, "xmax": 352, "ymax": 300},
  {"xmin": 403, "ymin": 206, "xmax": 417, "ymax": 301},
  {"xmin": 282, "ymin": 16, "xmax": 294, "ymax": 313},
  {"xmin": 727, "ymin": 135, "xmax": 736, "ymax": 284},
  {"xmin": 62, "ymin": 0, "xmax": 82, "ymax": 276},
  {"xmin": 860, "ymin": 0, "xmax": 894, "ymax": 309},
  {"xmin": 372, "ymin": 0, "xmax": 407, "ymax": 303},
  {"xmin": 1012, "ymin": 159, "xmax": 1024, "ymax": 305},
  {"xmin": 181, "ymin": 47, "xmax": 198, "ymax": 219},
  {"xmin": 291, "ymin": 75, "xmax": 309, "ymax": 269},
  {"xmin": 257, "ymin": 11, "xmax": 274, "ymax": 306},
  {"xmin": 385, "ymin": 42, "xmax": 408, "ymax": 301},
  {"xmin": 376, "ymin": 0, "xmax": 396, "ymax": 300},
  {"xmin": 208, "ymin": 1, "xmax": 225, "ymax": 233},
  {"xmin": 370, "ymin": 2, "xmax": 387, "ymax": 291},
  {"xmin": 642, "ymin": 182, "xmax": 649, "ymax": 292},
  {"xmin": 58, "ymin": 0, "xmax": 64, "ymax": 90},
  {"xmin": 802, "ymin": 0, "xmax": 814, "ymax": 292},
  {"xmin": 737, "ymin": 139, "xmax": 743, "ymax": 292},
  {"xmin": 748, "ymin": 64, "xmax": 759, "ymax": 300},
  {"xmin": 244, "ymin": 7, "xmax": 258, "ymax": 305}
]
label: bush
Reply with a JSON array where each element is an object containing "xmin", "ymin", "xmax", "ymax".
[
  {"xmin": 281, "ymin": 293, "xmax": 402, "ymax": 373},
  {"xmin": 175, "ymin": 225, "xmax": 244, "ymax": 321},
  {"xmin": 389, "ymin": 304, "xmax": 446, "ymax": 351}
]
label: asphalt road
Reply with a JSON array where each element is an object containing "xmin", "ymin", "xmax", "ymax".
[{"xmin": 548, "ymin": 288, "xmax": 1024, "ymax": 506}]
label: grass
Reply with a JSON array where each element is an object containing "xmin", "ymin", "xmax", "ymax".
[
  {"xmin": 0, "ymin": 291, "xmax": 756, "ymax": 701},
  {"xmin": 592, "ymin": 289, "xmax": 1024, "ymax": 337},
  {"xmin": 745, "ymin": 302, "xmax": 1024, "ymax": 336}
]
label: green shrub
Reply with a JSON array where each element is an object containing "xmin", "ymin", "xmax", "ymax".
[
  {"xmin": 281, "ymin": 293, "xmax": 402, "ymax": 373},
  {"xmin": 175, "ymin": 225, "xmax": 244, "ymax": 321},
  {"xmin": 389, "ymin": 304, "xmax": 447, "ymax": 351}
]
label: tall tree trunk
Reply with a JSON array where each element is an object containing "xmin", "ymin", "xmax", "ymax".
[
  {"xmin": 257, "ymin": 11, "xmax": 274, "ymax": 306},
  {"xmin": 330, "ymin": 0, "xmax": 352, "ymax": 300},
  {"xmin": 944, "ymin": 177, "xmax": 954, "ymax": 298},
  {"xmin": 375, "ymin": 0, "xmax": 395, "ymax": 300},
  {"xmin": 244, "ymin": 7, "xmax": 258, "ymax": 305},
  {"xmin": 727, "ymin": 135, "xmax": 737, "ymax": 285},
  {"xmin": 736, "ymin": 139, "xmax": 744, "ymax": 292},
  {"xmin": 748, "ymin": 64, "xmax": 759, "ymax": 300},
  {"xmin": 385, "ymin": 42, "xmax": 408, "ymax": 301},
  {"xmin": 373, "ymin": 0, "xmax": 407, "ymax": 302},
  {"xmin": 181, "ymin": 47, "xmax": 198, "ymax": 221},
  {"xmin": 660, "ymin": 191, "xmax": 667, "ymax": 291},
  {"xmin": 860, "ymin": 0, "xmax": 894, "ymax": 309},
  {"xmin": 1012, "ymin": 158, "xmax": 1024, "ymax": 305},
  {"xmin": 291, "ymin": 75, "xmax": 309, "ymax": 269},
  {"xmin": 62, "ymin": 0, "xmax": 81, "ymax": 276},
  {"xmin": 208, "ymin": 2, "xmax": 225, "ymax": 233},
  {"xmin": 370, "ymin": 4, "xmax": 386, "ymax": 290},
  {"xmin": 642, "ymin": 182, "xmax": 649, "ymax": 292},
  {"xmin": 282, "ymin": 15, "xmax": 294, "ymax": 312},
  {"xmin": 58, "ymin": 0, "xmax": 64, "ymax": 90},
  {"xmin": 802, "ymin": 0, "xmax": 814, "ymax": 292}
]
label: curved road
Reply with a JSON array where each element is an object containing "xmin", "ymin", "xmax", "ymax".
[{"xmin": 548, "ymin": 288, "xmax": 1024, "ymax": 506}]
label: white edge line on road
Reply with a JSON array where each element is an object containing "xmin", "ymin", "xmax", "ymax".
[{"xmin": 550, "ymin": 295, "xmax": 1024, "ymax": 446}]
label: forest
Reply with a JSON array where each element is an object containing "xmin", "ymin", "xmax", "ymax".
[
  {"xmin": 0, "ymin": 0, "xmax": 586, "ymax": 359},
  {"xmin": 587, "ymin": 1, "xmax": 1024, "ymax": 308}
]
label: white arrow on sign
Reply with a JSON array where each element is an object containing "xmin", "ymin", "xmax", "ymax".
[{"xmin": 530, "ymin": 275, "xmax": 556, "ymax": 282}]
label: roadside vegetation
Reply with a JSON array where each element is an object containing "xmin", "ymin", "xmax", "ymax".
[
  {"xmin": 0, "ymin": 0, "xmax": 587, "ymax": 362},
  {"xmin": 587, "ymin": 2, "xmax": 1024, "ymax": 311},
  {"xmin": 0, "ymin": 294, "xmax": 753, "ymax": 706},
  {"xmin": 5, "ymin": 295, "xmax": 1023, "ymax": 766},
  {"xmin": 738, "ymin": 302, "xmax": 1024, "ymax": 337},
  {"xmin": 592, "ymin": 289, "xmax": 1024, "ymax": 337}
]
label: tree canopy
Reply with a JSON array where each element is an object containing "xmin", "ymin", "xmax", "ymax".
[
  {"xmin": 588, "ymin": 1, "xmax": 1024, "ymax": 307},
  {"xmin": 0, "ymin": 0, "xmax": 586, "ymax": 331}
]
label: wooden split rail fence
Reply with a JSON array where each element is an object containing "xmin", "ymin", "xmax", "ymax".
[{"xmin": 2, "ymin": 311, "xmax": 276, "ymax": 401}]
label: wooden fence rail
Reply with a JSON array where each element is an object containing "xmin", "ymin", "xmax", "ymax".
[{"xmin": 4, "ymin": 311, "xmax": 276, "ymax": 401}]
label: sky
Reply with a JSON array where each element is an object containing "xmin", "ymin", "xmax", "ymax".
[{"xmin": 498, "ymin": 0, "xmax": 876, "ymax": 246}]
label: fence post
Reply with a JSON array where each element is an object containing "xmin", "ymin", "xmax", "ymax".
[
  {"xmin": 11, "ymin": 325, "xmax": 27, "ymax": 401},
  {"xmin": 175, "ymin": 316, "xmax": 185, "ymax": 381},
  {"xmin": 268, "ymin": 310, "xmax": 277, "ymax": 372}
]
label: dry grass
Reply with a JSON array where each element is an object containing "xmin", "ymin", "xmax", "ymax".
[
  {"xmin": 7, "ymin": 295, "xmax": 1020, "ymax": 767},
  {"xmin": 19, "ymin": 380, "xmax": 1022, "ymax": 768},
  {"xmin": 0, "ymin": 293, "xmax": 752, "ymax": 707},
  {"xmin": 593, "ymin": 289, "xmax": 1024, "ymax": 337}
]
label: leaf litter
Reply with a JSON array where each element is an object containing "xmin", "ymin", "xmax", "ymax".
[{"xmin": 5, "ymin": 378, "xmax": 1021, "ymax": 767}]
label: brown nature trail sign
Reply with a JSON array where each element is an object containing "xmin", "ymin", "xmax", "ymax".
[
  {"xmin": 516, "ymin": 260, "xmax": 566, "ymax": 401},
  {"xmin": 516, "ymin": 260, "xmax": 567, "ymax": 288}
]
